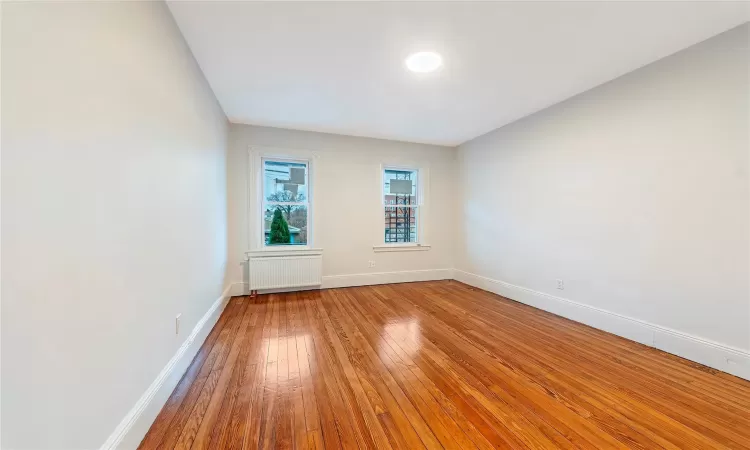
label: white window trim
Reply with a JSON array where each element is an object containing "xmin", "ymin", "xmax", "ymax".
[
  {"xmin": 377, "ymin": 164, "xmax": 430, "ymax": 251},
  {"xmin": 372, "ymin": 243, "xmax": 431, "ymax": 253},
  {"xmin": 246, "ymin": 248, "xmax": 323, "ymax": 258},
  {"xmin": 248, "ymin": 146, "xmax": 317, "ymax": 252}
]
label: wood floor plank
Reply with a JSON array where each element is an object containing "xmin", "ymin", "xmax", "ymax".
[
  {"xmin": 393, "ymin": 284, "xmax": 639, "ymax": 447},
  {"xmin": 431, "ymin": 282, "xmax": 750, "ymax": 447},
  {"xmin": 172, "ymin": 299, "xmax": 251, "ymax": 450},
  {"xmin": 324, "ymin": 289, "xmax": 438, "ymax": 450},
  {"xmin": 297, "ymin": 291, "xmax": 341, "ymax": 450},
  {"xmin": 272, "ymin": 293, "xmax": 289, "ymax": 450},
  {"xmin": 301, "ymin": 292, "xmax": 361, "ymax": 450},
  {"xmin": 191, "ymin": 297, "xmax": 256, "ymax": 450},
  {"xmin": 372, "ymin": 284, "xmax": 587, "ymax": 449},
  {"xmin": 197, "ymin": 299, "xmax": 263, "ymax": 450},
  {"xmin": 290, "ymin": 295, "xmax": 321, "ymax": 436},
  {"xmin": 309, "ymin": 291, "xmax": 383, "ymax": 449},
  {"xmin": 211, "ymin": 299, "xmax": 269, "ymax": 450},
  {"xmin": 242, "ymin": 298, "xmax": 274, "ymax": 450},
  {"xmin": 141, "ymin": 282, "xmax": 750, "ymax": 450},
  {"xmin": 329, "ymin": 289, "xmax": 457, "ymax": 450},
  {"xmin": 427, "ymin": 288, "xmax": 732, "ymax": 448},
  {"xmin": 259, "ymin": 294, "xmax": 281, "ymax": 450},
  {"xmin": 445, "ymin": 281, "xmax": 750, "ymax": 406},
  {"xmin": 156, "ymin": 298, "xmax": 247, "ymax": 450},
  {"xmin": 286, "ymin": 294, "xmax": 310, "ymax": 450},
  {"xmin": 318, "ymin": 292, "xmax": 402, "ymax": 449},
  {"xmin": 139, "ymin": 297, "xmax": 241, "ymax": 450},
  {"xmin": 345, "ymin": 289, "xmax": 496, "ymax": 450}
]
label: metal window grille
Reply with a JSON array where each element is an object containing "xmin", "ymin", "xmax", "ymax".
[{"xmin": 384, "ymin": 170, "xmax": 417, "ymax": 243}]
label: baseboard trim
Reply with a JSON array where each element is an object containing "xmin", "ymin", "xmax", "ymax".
[
  {"xmin": 100, "ymin": 285, "xmax": 233, "ymax": 450},
  {"xmin": 321, "ymin": 268, "xmax": 454, "ymax": 289},
  {"xmin": 233, "ymin": 269, "xmax": 454, "ymax": 294},
  {"xmin": 453, "ymin": 269, "xmax": 750, "ymax": 381}
]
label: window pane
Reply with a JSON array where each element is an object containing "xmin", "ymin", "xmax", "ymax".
[
  {"xmin": 384, "ymin": 206, "xmax": 417, "ymax": 243},
  {"xmin": 264, "ymin": 204, "xmax": 308, "ymax": 245},
  {"xmin": 264, "ymin": 160, "xmax": 307, "ymax": 202},
  {"xmin": 384, "ymin": 169, "xmax": 417, "ymax": 205}
]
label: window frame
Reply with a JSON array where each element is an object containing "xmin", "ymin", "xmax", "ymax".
[
  {"xmin": 379, "ymin": 165, "xmax": 426, "ymax": 248},
  {"xmin": 249, "ymin": 146, "xmax": 316, "ymax": 251},
  {"xmin": 261, "ymin": 157, "xmax": 311, "ymax": 248}
]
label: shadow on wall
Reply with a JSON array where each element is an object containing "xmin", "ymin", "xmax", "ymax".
[{"xmin": 241, "ymin": 260, "xmax": 250, "ymax": 294}]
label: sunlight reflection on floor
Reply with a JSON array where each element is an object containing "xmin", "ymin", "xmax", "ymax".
[{"xmin": 379, "ymin": 319, "xmax": 421, "ymax": 366}]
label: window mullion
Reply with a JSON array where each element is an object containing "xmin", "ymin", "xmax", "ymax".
[{"xmin": 265, "ymin": 202, "xmax": 307, "ymax": 207}]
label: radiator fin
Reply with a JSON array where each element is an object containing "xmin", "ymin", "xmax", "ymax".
[{"xmin": 248, "ymin": 255, "xmax": 323, "ymax": 290}]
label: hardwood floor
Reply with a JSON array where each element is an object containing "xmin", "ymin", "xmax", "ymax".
[{"xmin": 139, "ymin": 281, "xmax": 750, "ymax": 450}]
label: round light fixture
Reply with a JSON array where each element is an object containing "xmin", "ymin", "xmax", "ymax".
[{"xmin": 405, "ymin": 51, "xmax": 443, "ymax": 73}]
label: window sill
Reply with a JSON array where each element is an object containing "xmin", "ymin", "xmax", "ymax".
[
  {"xmin": 372, "ymin": 244, "xmax": 431, "ymax": 253},
  {"xmin": 246, "ymin": 248, "xmax": 323, "ymax": 259}
]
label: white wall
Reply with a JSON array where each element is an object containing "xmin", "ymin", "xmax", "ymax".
[
  {"xmin": 457, "ymin": 25, "xmax": 749, "ymax": 355},
  {"xmin": 227, "ymin": 124, "xmax": 455, "ymax": 289},
  {"xmin": 1, "ymin": 2, "xmax": 229, "ymax": 448}
]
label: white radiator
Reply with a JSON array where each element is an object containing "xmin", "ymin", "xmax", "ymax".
[{"xmin": 247, "ymin": 251, "xmax": 323, "ymax": 290}]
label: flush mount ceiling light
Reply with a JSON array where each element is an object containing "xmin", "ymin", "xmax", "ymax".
[{"xmin": 405, "ymin": 51, "xmax": 443, "ymax": 73}]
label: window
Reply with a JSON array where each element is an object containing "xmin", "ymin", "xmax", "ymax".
[
  {"xmin": 263, "ymin": 158, "xmax": 309, "ymax": 246},
  {"xmin": 383, "ymin": 168, "xmax": 419, "ymax": 243}
]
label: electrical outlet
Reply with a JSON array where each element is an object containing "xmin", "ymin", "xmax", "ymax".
[
  {"xmin": 175, "ymin": 313, "xmax": 182, "ymax": 335},
  {"xmin": 556, "ymin": 279, "xmax": 564, "ymax": 290},
  {"xmin": 368, "ymin": 260, "xmax": 376, "ymax": 268}
]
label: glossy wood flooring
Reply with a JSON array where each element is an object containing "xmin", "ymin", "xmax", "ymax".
[{"xmin": 139, "ymin": 281, "xmax": 750, "ymax": 450}]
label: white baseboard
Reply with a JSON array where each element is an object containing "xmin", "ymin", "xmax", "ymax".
[
  {"xmin": 232, "ymin": 269, "xmax": 454, "ymax": 294},
  {"xmin": 100, "ymin": 285, "xmax": 233, "ymax": 450},
  {"xmin": 321, "ymin": 268, "xmax": 454, "ymax": 289},
  {"xmin": 453, "ymin": 270, "xmax": 750, "ymax": 381}
]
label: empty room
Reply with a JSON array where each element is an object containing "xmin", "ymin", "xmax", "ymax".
[{"xmin": 2, "ymin": 1, "xmax": 749, "ymax": 449}]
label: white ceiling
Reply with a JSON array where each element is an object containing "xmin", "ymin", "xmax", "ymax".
[{"xmin": 168, "ymin": 2, "xmax": 748, "ymax": 146}]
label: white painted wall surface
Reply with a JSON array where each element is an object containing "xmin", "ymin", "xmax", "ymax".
[
  {"xmin": 1, "ymin": 2, "xmax": 229, "ymax": 448},
  {"xmin": 456, "ymin": 24, "xmax": 749, "ymax": 352},
  {"xmin": 227, "ymin": 124, "xmax": 456, "ymax": 288}
]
